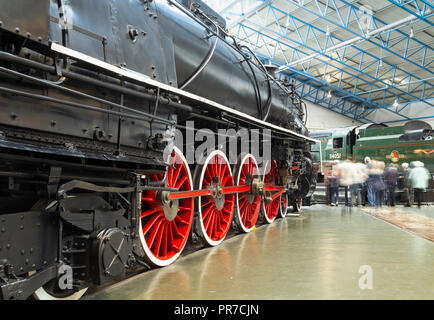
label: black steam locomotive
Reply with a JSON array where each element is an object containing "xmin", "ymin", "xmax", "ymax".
[{"xmin": 0, "ymin": 0, "xmax": 316, "ymax": 299}]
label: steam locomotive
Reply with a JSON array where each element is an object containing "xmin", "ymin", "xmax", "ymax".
[{"xmin": 0, "ymin": 0, "xmax": 317, "ymax": 299}]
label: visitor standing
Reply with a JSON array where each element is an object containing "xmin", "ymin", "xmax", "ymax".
[
  {"xmin": 408, "ymin": 161, "xmax": 430, "ymax": 208},
  {"xmin": 384, "ymin": 163, "xmax": 399, "ymax": 207}
]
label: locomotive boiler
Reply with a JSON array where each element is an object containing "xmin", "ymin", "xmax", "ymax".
[{"xmin": 0, "ymin": 0, "xmax": 317, "ymax": 299}]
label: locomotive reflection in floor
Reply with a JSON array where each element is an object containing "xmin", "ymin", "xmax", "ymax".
[{"xmin": 84, "ymin": 205, "xmax": 434, "ymax": 300}]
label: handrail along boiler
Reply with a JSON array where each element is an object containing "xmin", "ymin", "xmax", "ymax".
[{"xmin": 0, "ymin": 0, "xmax": 317, "ymax": 299}]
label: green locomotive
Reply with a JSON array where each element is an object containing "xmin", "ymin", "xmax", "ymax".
[{"xmin": 310, "ymin": 121, "xmax": 434, "ymax": 203}]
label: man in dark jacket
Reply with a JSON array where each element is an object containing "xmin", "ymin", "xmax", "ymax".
[
  {"xmin": 401, "ymin": 163, "xmax": 412, "ymax": 207},
  {"xmin": 384, "ymin": 163, "xmax": 399, "ymax": 207}
]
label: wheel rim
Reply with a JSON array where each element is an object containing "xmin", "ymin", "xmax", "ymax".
[
  {"xmin": 235, "ymin": 154, "xmax": 261, "ymax": 233},
  {"xmin": 139, "ymin": 147, "xmax": 194, "ymax": 267},
  {"xmin": 280, "ymin": 193, "xmax": 288, "ymax": 218},
  {"xmin": 32, "ymin": 282, "xmax": 88, "ymax": 300},
  {"xmin": 196, "ymin": 151, "xmax": 235, "ymax": 246},
  {"xmin": 262, "ymin": 160, "xmax": 280, "ymax": 224},
  {"xmin": 293, "ymin": 199, "xmax": 302, "ymax": 213}
]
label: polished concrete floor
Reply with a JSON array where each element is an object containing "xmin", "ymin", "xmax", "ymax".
[{"xmin": 85, "ymin": 205, "xmax": 434, "ymax": 300}]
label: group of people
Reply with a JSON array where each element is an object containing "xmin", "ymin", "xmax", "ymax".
[{"xmin": 325, "ymin": 157, "xmax": 431, "ymax": 208}]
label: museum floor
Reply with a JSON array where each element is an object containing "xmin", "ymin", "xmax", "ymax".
[{"xmin": 84, "ymin": 205, "xmax": 434, "ymax": 300}]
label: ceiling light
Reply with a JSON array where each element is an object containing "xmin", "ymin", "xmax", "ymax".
[
  {"xmin": 327, "ymin": 90, "xmax": 332, "ymax": 98},
  {"xmin": 325, "ymin": 75, "xmax": 332, "ymax": 83},
  {"xmin": 410, "ymin": 27, "xmax": 414, "ymax": 38},
  {"xmin": 326, "ymin": 26, "xmax": 330, "ymax": 36},
  {"xmin": 393, "ymin": 99, "xmax": 399, "ymax": 107}
]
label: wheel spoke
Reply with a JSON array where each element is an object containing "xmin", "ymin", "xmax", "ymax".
[
  {"xmin": 204, "ymin": 209, "xmax": 213, "ymax": 232},
  {"xmin": 175, "ymin": 215, "xmax": 189, "ymax": 225},
  {"xmin": 141, "ymin": 207, "xmax": 160, "ymax": 219},
  {"xmin": 242, "ymin": 206, "xmax": 249, "ymax": 226},
  {"xmin": 161, "ymin": 224, "xmax": 168, "ymax": 258},
  {"xmin": 208, "ymin": 213, "xmax": 216, "ymax": 236},
  {"xmin": 205, "ymin": 166, "xmax": 212, "ymax": 182},
  {"xmin": 239, "ymin": 197, "xmax": 248, "ymax": 210},
  {"xmin": 202, "ymin": 205, "xmax": 213, "ymax": 220},
  {"xmin": 147, "ymin": 217, "xmax": 165, "ymax": 248},
  {"xmin": 167, "ymin": 223, "xmax": 175, "ymax": 252},
  {"xmin": 152, "ymin": 222, "xmax": 165, "ymax": 256},
  {"xmin": 201, "ymin": 197, "xmax": 213, "ymax": 207},
  {"xmin": 167, "ymin": 167, "xmax": 174, "ymax": 187},
  {"xmin": 221, "ymin": 214, "xmax": 230, "ymax": 224},
  {"xmin": 171, "ymin": 164, "xmax": 182, "ymax": 187},
  {"xmin": 142, "ymin": 213, "xmax": 163, "ymax": 235},
  {"xmin": 179, "ymin": 206, "xmax": 191, "ymax": 212},
  {"xmin": 141, "ymin": 197, "xmax": 156, "ymax": 202},
  {"xmin": 214, "ymin": 213, "xmax": 221, "ymax": 236},
  {"xmin": 209, "ymin": 161, "xmax": 216, "ymax": 178},
  {"xmin": 172, "ymin": 222, "xmax": 183, "ymax": 239},
  {"xmin": 175, "ymin": 176, "xmax": 188, "ymax": 190},
  {"xmin": 222, "ymin": 174, "xmax": 231, "ymax": 186}
]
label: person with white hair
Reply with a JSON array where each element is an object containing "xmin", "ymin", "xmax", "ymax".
[
  {"xmin": 364, "ymin": 156, "xmax": 376, "ymax": 206},
  {"xmin": 408, "ymin": 161, "xmax": 431, "ymax": 208},
  {"xmin": 338, "ymin": 158, "xmax": 368, "ymax": 207}
]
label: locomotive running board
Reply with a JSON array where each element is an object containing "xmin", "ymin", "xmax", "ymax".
[{"xmin": 51, "ymin": 43, "xmax": 319, "ymax": 144}]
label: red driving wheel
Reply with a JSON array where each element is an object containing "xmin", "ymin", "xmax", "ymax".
[
  {"xmin": 262, "ymin": 160, "xmax": 280, "ymax": 224},
  {"xmin": 194, "ymin": 150, "xmax": 235, "ymax": 246},
  {"xmin": 139, "ymin": 147, "xmax": 194, "ymax": 267},
  {"xmin": 234, "ymin": 154, "xmax": 261, "ymax": 233}
]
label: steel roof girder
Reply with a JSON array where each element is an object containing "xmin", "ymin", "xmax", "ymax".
[
  {"xmin": 387, "ymin": 0, "xmax": 434, "ymax": 26},
  {"xmin": 276, "ymin": 0, "xmax": 434, "ymax": 73},
  {"xmin": 237, "ymin": 22, "xmax": 430, "ymax": 106}
]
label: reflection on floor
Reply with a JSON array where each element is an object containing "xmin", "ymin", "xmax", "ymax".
[
  {"xmin": 362, "ymin": 207, "xmax": 434, "ymax": 242},
  {"xmin": 84, "ymin": 205, "xmax": 434, "ymax": 300}
]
